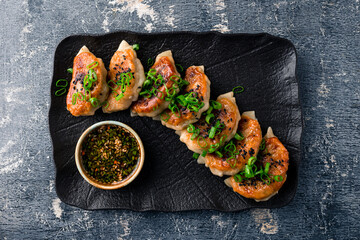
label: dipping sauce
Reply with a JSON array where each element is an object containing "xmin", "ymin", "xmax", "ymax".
[{"xmin": 81, "ymin": 125, "xmax": 140, "ymax": 184}]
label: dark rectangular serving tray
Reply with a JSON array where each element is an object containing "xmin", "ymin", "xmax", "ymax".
[{"xmin": 49, "ymin": 31, "xmax": 302, "ymax": 211}]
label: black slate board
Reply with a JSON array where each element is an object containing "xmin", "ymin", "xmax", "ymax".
[{"xmin": 49, "ymin": 32, "xmax": 302, "ymax": 211}]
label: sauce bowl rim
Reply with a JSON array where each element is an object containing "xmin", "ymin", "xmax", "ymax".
[{"xmin": 75, "ymin": 120, "xmax": 145, "ymax": 190}]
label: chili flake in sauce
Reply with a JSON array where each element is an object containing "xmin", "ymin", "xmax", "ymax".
[{"xmin": 82, "ymin": 125, "xmax": 140, "ymax": 184}]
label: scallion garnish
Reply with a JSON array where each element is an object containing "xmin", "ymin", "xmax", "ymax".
[
  {"xmin": 264, "ymin": 162, "xmax": 270, "ymax": 174},
  {"xmin": 205, "ymin": 113, "xmax": 215, "ymax": 124},
  {"xmin": 67, "ymin": 68, "xmax": 73, "ymax": 74},
  {"xmin": 86, "ymin": 61, "xmax": 98, "ymax": 69},
  {"xmin": 89, "ymin": 97, "xmax": 100, "ymax": 108},
  {"xmin": 132, "ymin": 44, "xmax": 139, "ymax": 51},
  {"xmin": 234, "ymin": 174, "xmax": 242, "ymax": 183},
  {"xmin": 77, "ymin": 92, "xmax": 85, "ymax": 101},
  {"xmin": 234, "ymin": 132, "xmax": 244, "ymax": 141},
  {"xmin": 187, "ymin": 124, "xmax": 195, "ymax": 133},
  {"xmin": 201, "ymin": 150, "xmax": 207, "ymax": 157},
  {"xmin": 56, "ymin": 79, "xmax": 68, "ymax": 88},
  {"xmin": 175, "ymin": 64, "xmax": 184, "ymax": 72},
  {"xmin": 160, "ymin": 112, "xmax": 170, "ymax": 122},
  {"xmin": 55, "ymin": 88, "xmax": 66, "ymax": 96},
  {"xmin": 215, "ymin": 151, "xmax": 223, "ymax": 158},
  {"xmin": 211, "ymin": 100, "xmax": 222, "ymax": 110},
  {"xmin": 232, "ymin": 85, "xmax": 244, "ymax": 94},
  {"xmin": 197, "ymin": 136, "xmax": 208, "ymax": 149},
  {"xmin": 190, "ymin": 129, "xmax": 200, "ymax": 140},
  {"xmin": 208, "ymin": 143, "xmax": 219, "ymax": 153},
  {"xmin": 208, "ymin": 127, "xmax": 216, "ymax": 139},
  {"xmin": 71, "ymin": 93, "xmax": 77, "ymax": 105},
  {"xmin": 193, "ymin": 152, "xmax": 200, "ymax": 159},
  {"xmin": 259, "ymin": 139, "xmax": 266, "ymax": 151},
  {"xmin": 247, "ymin": 156, "xmax": 257, "ymax": 166},
  {"xmin": 102, "ymin": 101, "xmax": 109, "ymax": 108},
  {"xmin": 115, "ymin": 93, "xmax": 124, "ymax": 101},
  {"xmin": 274, "ymin": 175, "xmax": 284, "ymax": 182},
  {"xmin": 147, "ymin": 58, "xmax": 154, "ymax": 67}
]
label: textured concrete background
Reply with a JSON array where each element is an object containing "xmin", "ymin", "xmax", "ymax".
[{"xmin": 0, "ymin": 0, "xmax": 359, "ymax": 239}]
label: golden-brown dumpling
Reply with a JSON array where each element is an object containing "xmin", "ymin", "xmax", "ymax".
[
  {"xmin": 103, "ymin": 40, "xmax": 145, "ymax": 113},
  {"xmin": 198, "ymin": 111, "xmax": 262, "ymax": 177},
  {"xmin": 176, "ymin": 92, "xmax": 241, "ymax": 154},
  {"xmin": 131, "ymin": 50, "xmax": 180, "ymax": 117},
  {"xmin": 159, "ymin": 66, "xmax": 211, "ymax": 130},
  {"xmin": 66, "ymin": 46, "xmax": 109, "ymax": 117}
]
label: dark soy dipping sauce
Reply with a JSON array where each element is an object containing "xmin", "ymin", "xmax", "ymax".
[{"xmin": 82, "ymin": 125, "xmax": 140, "ymax": 184}]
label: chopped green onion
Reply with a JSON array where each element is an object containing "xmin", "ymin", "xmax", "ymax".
[
  {"xmin": 175, "ymin": 64, "xmax": 184, "ymax": 72},
  {"xmin": 87, "ymin": 61, "xmax": 98, "ymax": 69},
  {"xmin": 234, "ymin": 174, "xmax": 242, "ymax": 183},
  {"xmin": 187, "ymin": 124, "xmax": 195, "ymax": 133},
  {"xmin": 177, "ymin": 96, "xmax": 188, "ymax": 107},
  {"xmin": 89, "ymin": 97, "xmax": 100, "ymax": 108},
  {"xmin": 209, "ymin": 127, "xmax": 216, "ymax": 139},
  {"xmin": 193, "ymin": 152, "xmax": 200, "ymax": 159},
  {"xmin": 88, "ymin": 69, "xmax": 97, "ymax": 82},
  {"xmin": 115, "ymin": 92, "xmax": 124, "ymax": 101},
  {"xmin": 77, "ymin": 92, "xmax": 85, "ymax": 101},
  {"xmin": 206, "ymin": 106, "xmax": 213, "ymax": 115},
  {"xmin": 211, "ymin": 100, "xmax": 222, "ymax": 110},
  {"xmin": 169, "ymin": 103, "xmax": 180, "ymax": 117},
  {"xmin": 255, "ymin": 169, "xmax": 264, "ymax": 176},
  {"xmin": 197, "ymin": 136, "xmax": 208, "ymax": 149},
  {"xmin": 224, "ymin": 141, "xmax": 236, "ymax": 153},
  {"xmin": 259, "ymin": 139, "xmax": 266, "ymax": 151},
  {"xmin": 83, "ymin": 75, "xmax": 92, "ymax": 90},
  {"xmin": 244, "ymin": 165, "xmax": 253, "ymax": 178},
  {"xmin": 226, "ymin": 157, "xmax": 237, "ymax": 168},
  {"xmin": 219, "ymin": 134, "xmax": 227, "ymax": 145},
  {"xmin": 148, "ymin": 68, "xmax": 156, "ymax": 76},
  {"xmin": 205, "ymin": 113, "xmax": 215, "ymax": 124},
  {"xmin": 191, "ymin": 129, "xmax": 200, "ymax": 140},
  {"xmin": 201, "ymin": 150, "xmax": 207, "ymax": 157},
  {"xmin": 84, "ymin": 90, "xmax": 91, "ymax": 101},
  {"xmin": 71, "ymin": 93, "xmax": 77, "ymax": 105},
  {"xmin": 56, "ymin": 79, "xmax": 68, "ymax": 88},
  {"xmin": 160, "ymin": 112, "xmax": 170, "ymax": 122},
  {"xmin": 102, "ymin": 101, "xmax": 109, "ymax": 108},
  {"xmin": 264, "ymin": 162, "xmax": 270, "ymax": 174},
  {"xmin": 154, "ymin": 88, "xmax": 165, "ymax": 99},
  {"xmin": 107, "ymin": 80, "xmax": 119, "ymax": 90},
  {"xmin": 55, "ymin": 88, "xmax": 66, "ymax": 96},
  {"xmin": 215, "ymin": 151, "xmax": 223, "ymax": 158},
  {"xmin": 147, "ymin": 58, "xmax": 154, "ymax": 67},
  {"xmin": 247, "ymin": 156, "xmax": 257, "ymax": 166},
  {"xmin": 208, "ymin": 143, "xmax": 219, "ymax": 153},
  {"xmin": 132, "ymin": 44, "xmax": 139, "ymax": 51},
  {"xmin": 67, "ymin": 68, "xmax": 73, "ymax": 74},
  {"xmin": 232, "ymin": 85, "xmax": 244, "ymax": 94},
  {"xmin": 274, "ymin": 175, "xmax": 284, "ymax": 182},
  {"xmin": 234, "ymin": 132, "xmax": 244, "ymax": 141},
  {"xmin": 143, "ymin": 79, "xmax": 152, "ymax": 88}
]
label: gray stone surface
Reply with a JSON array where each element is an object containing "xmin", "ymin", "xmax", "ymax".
[{"xmin": 0, "ymin": 0, "xmax": 359, "ymax": 239}]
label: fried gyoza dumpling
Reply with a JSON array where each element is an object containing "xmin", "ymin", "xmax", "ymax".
[
  {"xmin": 66, "ymin": 46, "xmax": 109, "ymax": 117},
  {"xmin": 159, "ymin": 66, "xmax": 211, "ymax": 130},
  {"xmin": 198, "ymin": 111, "xmax": 262, "ymax": 177},
  {"xmin": 176, "ymin": 92, "xmax": 241, "ymax": 154},
  {"xmin": 224, "ymin": 127, "xmax": 289, "ymax": 202},
  {"xmin": 131, "ymin": 50, "xmax": 181, "ymax": 117},
  {"xmin": 103, "ymin": 40, "xmax": 145, "ymax": 113}
]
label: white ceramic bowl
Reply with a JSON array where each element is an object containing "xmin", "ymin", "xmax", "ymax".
[{"xmin": 75, "ymin": 121, "xmax": 145, "ymax": 190}]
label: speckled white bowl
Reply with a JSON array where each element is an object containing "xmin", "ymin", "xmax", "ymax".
[{"xmin": 75, "ymin": 121, "xmax": 145, "ymax": 190}]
